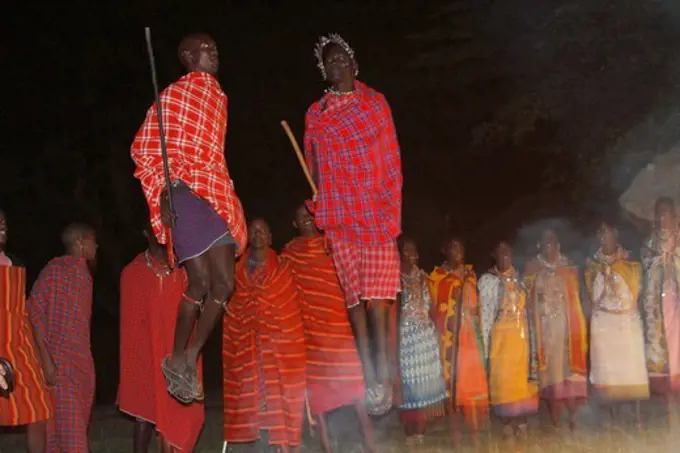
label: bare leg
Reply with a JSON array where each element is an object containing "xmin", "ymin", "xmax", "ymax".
[
  {"xmin": 667, "ymin": 394, "xmax": 676, "ymax": 430},
  {"xmin": 353, "ymin": 399, "xmax": 375, "ymax": 453},
  {"xmin": 133, "ymin": 420, "xmax": 154, "ymax": 453},
  {"xmin": 368, "ymin": 300, "xmax": 390, "ymax": 389},
  {"xmin": 547, "ymin": 400, "xmax": 561, "ymax": 427},
  {"xmin": 565, "ymin": 399, "xmax": 577, "ymax": 431},
  {"xmin": 635, "ymin": 400, "xmax": 644, "ymax": 432},
  {"xmin": 169, "ymin": 255, "xmax": 211, "ymax": 364},
  {"xmin": 160, "ymin": 436, "xmax": 179, "ymax": 453},
  {"xmin": 608, "ymin": 404, "xmax": 617, "ymax": 428},
  {"xmin": 317, "ymin": 414, "xmax": 332, "ymax": 453},
  {"xmin": 517, "ymin": 417, "xmax": 529, "ymax": 439},
  {"xmin": 448, "ymin": 406, "xmax": 462, "ymax": 446},
  {"xmin": 502, "ymin": 419, "xmax": 514, "ymax": 438},
  {"xmin": 415, "ymin": 418, "xmax": 427, "ymax": 436},
  {"xmin": 347, "ymin": 305, "xmax": 377, "ymax": 389},
  {"xmin": 26, "ymin": 420, "xmax": 46, "ymax": 453},
  {"xmin": 185, "ymin": 244, "xmax": 236, "ymax": 368}
]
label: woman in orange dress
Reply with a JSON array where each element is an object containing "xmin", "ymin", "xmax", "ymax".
[{"xmin": 429, "ymin": 237, "xmax": 489, "ymax": 434}]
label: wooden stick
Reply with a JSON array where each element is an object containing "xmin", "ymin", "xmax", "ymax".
[{"xmin": 280, "ymin": 121, "xmax": 317, "ymax": 195}]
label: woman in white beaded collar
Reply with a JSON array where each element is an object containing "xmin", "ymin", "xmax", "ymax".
[
  {"xmin": 479, "ymin": 241, "xmax": 538, "ymax": 438},
  {"xmin": 585, "ymin": 218, "xmax": 648, "ymax": 430},
  {"xmin": 523, "ymin": 229, "xmax": 587, "ymax": 431}
]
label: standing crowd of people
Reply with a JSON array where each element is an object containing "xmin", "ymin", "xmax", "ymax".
[{"xmin": 1, "ymin": 31, "xmax": 680, "ymax": 453}]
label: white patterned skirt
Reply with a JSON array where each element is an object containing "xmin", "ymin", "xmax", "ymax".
[{"xmin": 398, "ymin": 318, "xmax": 447, "ymax": 410}]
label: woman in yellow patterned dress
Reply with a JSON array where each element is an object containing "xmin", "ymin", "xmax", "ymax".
[{"xmin": 480, "ymin": 241, "xmax": 538, "ymax": 438}]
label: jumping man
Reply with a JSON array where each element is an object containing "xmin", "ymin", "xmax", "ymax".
[
  {"xmin": 131, "ymin": 33, "xmax": 247, "ymax": 402},
  {"xmin": 303, "ymin": 34, "xmax": 403, "ymax": 415}
]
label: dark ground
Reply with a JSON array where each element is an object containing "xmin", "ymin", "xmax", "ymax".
[{"xmin": 3, "ymin": 395, "xmax": 680, "ymax": 452}]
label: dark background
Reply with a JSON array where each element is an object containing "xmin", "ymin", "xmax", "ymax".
[{"xmin": 4, "ymin": 0, "xmax": 680, "ymax": 403}]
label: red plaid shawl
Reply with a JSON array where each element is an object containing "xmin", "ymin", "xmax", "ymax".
[
  {"xmin": 26, "ymin": 256, "xmax": 95, "ymax": 453},
  {"xmin": 304, "ymin": 81, "xmax": 403, "ymax": 245},
  {"xmin": 131, "ymin": 71, "xmax": 247, "ymax": 255}
]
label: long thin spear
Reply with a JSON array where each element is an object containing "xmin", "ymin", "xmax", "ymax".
[{"xmin": 144, "ymin": 27, "xmax": 176, "ymax": 268}]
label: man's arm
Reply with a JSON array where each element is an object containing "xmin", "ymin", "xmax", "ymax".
[
  {"xmin": 130, "ymin": 87, "xmax": 189, "ymax": 243},
  {"xmin": 303, "ymin": 114, "xmax": 320, "ymax": 189},
  {"xmin": 26, "ymin": 264, "xmax": 58, "ymax": 386},
  {"xmin": 378, "ymin": 99, "xmax": 403, "ymax": 226}
]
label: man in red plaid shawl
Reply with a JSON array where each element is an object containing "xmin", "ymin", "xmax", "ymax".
[
  {"xmin": 26, "ymin": 223, "xmax": 98, "ymax": 453},
  {"xmin": 131, "ymin": 33, "xmax": 247, "ymax": 403},
  {"xmin": 304, "ymin": 34, "xmax": 403, "ymax": 416}
]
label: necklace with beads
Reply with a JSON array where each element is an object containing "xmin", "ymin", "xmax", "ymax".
[
  {"xmin": 325, "ymin": 86, "xmax": 355, "ymax": 96},
  {"xmin": 145, "ymin": 250, "xmax": 172, "ymax": 279}
]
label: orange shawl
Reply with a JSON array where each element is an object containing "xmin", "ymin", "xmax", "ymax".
[
  {"xmin": 280, "ymin": 236, "xmax": 365, "ymax": 415},
  {"xmin": 222, "ymin": 249, "xmax": 306, "ymax": 447},
  {"xmin": 524, "ymin": 260, "xmax": 587, "ymax": 377},
  {"xmin": 429, "ymin": 265, "xmax": 489, "ymax": 427},
  {"xmin": 0, "ymin": 265, "xmax": 52, "ymax": 426}
]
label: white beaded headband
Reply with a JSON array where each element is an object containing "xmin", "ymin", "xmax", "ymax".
[{"xmin": 314, "ymin": 33, "xmax": 359, "ymax": 80}]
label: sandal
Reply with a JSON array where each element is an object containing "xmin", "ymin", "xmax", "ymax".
[
  {"xmin": 161, "ymin": 355, "xmax": 193, "ymax": 404},
  {"xmin": 366, "ymin": 384, "xmax": 392, "ymax": 416},
  {"xmin": 517, "ymin": 423, "xmax": 529, "ymax": 439},
  {"xmin": 365, "ymin": 385, "xmax": 383, "ymax": 415},
  {"xmin": 185, "ymin": 366, "xmax": 204, "ymax": 402},
  {"xmin": 0, "ymin": 358, "xmax": 15, "ymax": 397}
]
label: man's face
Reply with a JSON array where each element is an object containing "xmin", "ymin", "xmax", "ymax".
[
  {"xmin": 656, "ymin": 203, "xmax": 677, "ymax": 231},
  {"xmin": 495, "ymin": 242, "xmax": 513, "ymax": 270},
  {"xmin": 323, "ymin": 44, "xmax": 353, "ymax": 85},
  {"xmin": 294, "ymin": 205, "xmax": 316, "ymax": 236},
  {"xmin": 540, "ymin": 230, "xmax": 559, "ymax": 258},
  {"xmin": 401, "ymin": 240, "xmax": 419, "ymax": 268},
  {"xmin": 81, "ymin": 232, "xmax": 98, "ymax": 263},
  {"xmin": 182, "ymin": 35, "xmax": 219, "ymax": 76},
  {"xmin": 195, "ymin": 37, "xmax": 219, "ymax": 75},
  {"xmin": 597, "ymin": 223, "xmax": 617, "ymax": 251},
  {"xmin": 446, "ymin": 240, "xmax": 465, "ymax": 266},
  {"xmin": 248, "ymin": 220, "xmax": 271, "ymax": 250}
]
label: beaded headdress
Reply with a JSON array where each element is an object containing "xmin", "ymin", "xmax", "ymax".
[{"xmin": 314, "ymin": 33, "xmax": 359, "ymax": 80}]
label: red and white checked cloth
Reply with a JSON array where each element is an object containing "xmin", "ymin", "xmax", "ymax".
[
  {"xmin": 328, "ymin": 238, "xmax": 400, "ymax": 308},
  {"xmin": 131, "ymin": 71, "xmax": 247, "ymax": 255}
]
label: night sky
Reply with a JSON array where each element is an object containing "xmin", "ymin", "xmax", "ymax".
[{"xmin": 5, "ymin": 0, "xmax": 680, "ymax": 400}]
